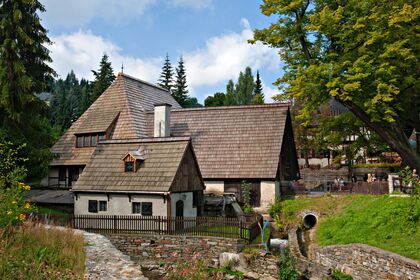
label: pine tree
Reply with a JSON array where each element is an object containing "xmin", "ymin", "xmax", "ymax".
[
  {"xmin": 235, "ymin": 67, "xmax": 254, "ymax": 105},
  {"xmin": 91, "ymin": 54, "xmax": 115, "ymax": 102},
  {"xmin": 158, "ymin": 54, "xmax": 174, "ymax": 92},
  {"xmin": 79, "ymin": 79, "xmax": 92, "ymax": 114},
  {"xmin": 0, "ymin": 0, "xmax": 55, "ymax": 179},
  {"xmin": 252, "ymin": 70, "xmax": 264, "ymax": 104},
  {"xmin": 224, "ymin": 80, "xmax": 236, "ymax": 106},
  {"xmin": 173, "ymin": 56, "xmax": 189, "ymax": 107}
]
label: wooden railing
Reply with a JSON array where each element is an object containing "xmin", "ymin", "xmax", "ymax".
[{"xmin": 29, "ymin": 214, "xmax": 263, "ymax": 243}]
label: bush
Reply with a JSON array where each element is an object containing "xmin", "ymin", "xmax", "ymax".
[
  {"xmin": 0, "ymin": 140, "xmax": 34, "ymax": 229},
  {"xmin": 241, "ymin": 181, "xmax": 253, "ymax": 214},
  {"xmin": 278, "ymin": 248, "xmax": 299, "ymax": 280},
  {"xmin": 332, "ymin": 270, "xmax": 353, "ymax": 280}
]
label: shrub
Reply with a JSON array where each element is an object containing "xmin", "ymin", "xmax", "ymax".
[
  {"xmin": 241, "ymin": 181, "xmax": 253, "ymax": 214},
  {"xmin": 278, "ymin": 248, "xmax": 299, "ymax": 280},
  {"xmin": 332, "ymin": 270, "xmax": 353, "ymax": 280},
  {"xmin": 0, "ymin": 140, "xmax": 34, "ymax": 230}
]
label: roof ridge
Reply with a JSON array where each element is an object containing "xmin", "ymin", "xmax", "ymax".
[
  {"xmin": 100, "ymin": 136, "xmax": 191, "ymax": 144},
  {"xmin": 144, "ymin": 103, "xmax": 290, "ymax": 113},
  {"xmin": 118, "ymin": 72, "xmax": 170, "ymax": 93}
]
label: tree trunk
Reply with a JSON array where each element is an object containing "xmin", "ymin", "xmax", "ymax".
[{"xmin": 339, "ymin": 98, "xmax": 420, "ymax": 170}]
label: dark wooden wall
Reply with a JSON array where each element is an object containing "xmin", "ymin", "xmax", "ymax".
[{"xmin": 279, "ymin": 110, "xmax": 300, "ymax": 181}]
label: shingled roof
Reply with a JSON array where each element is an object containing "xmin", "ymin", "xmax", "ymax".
[
  {"xmin": 145, "ymin": 104, "xmax": 290, "ymax": 179},
  {"xmin": 72, "ymin": 137, "xmax": 194, "ymax": 193},
  {"xmin": 51, "ymin": 73, "xmax": 181, "ymax": 166}
]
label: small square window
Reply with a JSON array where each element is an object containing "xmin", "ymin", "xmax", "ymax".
[
  {"xmin": 99, "ymin": 201, "xmax": 107, "ymax": 211},
  {"xmin": 141, "ymin": 202, "xmax": 153, "ymax": 216},
  {"xmin": 91, "ymin": 135, "xmax": 97, "ymax": 146},
  {"xmin": 88, "ymin": 200, "xmax": 98, "ymax": 213},
  {"xmin": 84, "ymin": 136, "xmax": 90, "ymax": 147},
  {"xmin": 132, "ymin": 202, "xmax": 141, "ymax": 214},
  {"xmin": 76, "ymin": 136, "xmax": 83, "ymax": 148},
  {"xmin": 98, "ymin": 134, "xmax": 106, "ymax": 141},
  {"xmin": 125, "ymin": 161, "xmax": 134, "ymax": 172}
]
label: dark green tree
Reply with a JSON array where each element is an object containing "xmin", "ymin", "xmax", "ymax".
[
  {"xmin": 235, "ymin": 67, "xmax": 254, "ymax": 105},
  {"xmin": 173, "ymin": 56, "xmax": 189, "ymax": 107},
  {"xmin": 158, "ymin": 54, "xmax": 174, "ymax": 92},
  {"xmin": 252, "ymin": 70, "xmax": 264, "ymax": 104},
  {"xmin": 184, "ymin": 97, "xmax": 203, "ymax": 108},
  {"xmin": 91, "ymin": 54, "xmax": 115, "ymax": 102},
  {"xmin": 224, "ymin": 80, "xmax": 236, "ymax": 106},
  {"xmin": 79, "ymin": 78, "xmax": 92, "ymax": 114},
  {"xmin": 0, "ymin": 0, "xmax": 55, "ymax": 180},
  {"xmin": 205, "ymin": 92, "xmax": 226, "ymax": 107}
]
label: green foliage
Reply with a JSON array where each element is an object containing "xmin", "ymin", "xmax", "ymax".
[
  {"xmin": 224, "ymin": 79, "xmax": 236, "ymax": 106},
  {"xmin": 332, "ymin": 270, "xmax": 353, "ymax": 280},
  {"xmin": 278, "ymin": 248, "xmax": 299, "ymax": 280},
  {"xmin": 50, "ymin": 71, "xmax": 93, "ymax": 133},
  {"xmin": 158, "ymin": 54, "xmax": 174, "ymax": 92},
  {"xmin": 184, "ymin": 97, "xmax": 203, "ymax": 108},
  {"xmin": 252, "ymin": 70, "xmax": 264, "ymax": 104},
  {"xmin": 316, "ymin": 195, "xmax": 420, "ymax": 260},
  {"xmin": 0, "ymin": 140, "xmax": 34, "ymax": 229},
  {"xmin": 399, "ymin": 166, "xmax": 420, "ymax": 223},
  {"xmin": 205, "ymin": 92, "xmax": 226, "ymax": 107},
  {"xmin": 0, "ymin": 0, "xmax": 55, "ymax": 180},
  {"xmin": 235, "ymin": 67, "xmax": 255, "ymax": 105},
  {"xmin": 353, "ymin": 163, "xmax": 401, "ymax": 168},
  {"xmin": 0, "ymin": 224, "xmax": 85, "ymax": 279},
  {"xmin": 241, "ymin": 180, "xmax": 253, "ymax": 214},
  {"xmin": 252, "ymin": 0, "xmax": 420, "ymax": 169},
  {"xmin": 173, "ymin": 56, "xmax": 190, "ymax": 107},
  {"xmin": 91, "ymin": 54, "xmax": 116, "ymax": 102},
  {"xmin": 268, "ymin": 197, "xmax": 282, "ymax": 224}
]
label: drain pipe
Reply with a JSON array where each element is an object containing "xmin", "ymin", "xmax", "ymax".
[{"xmin": 302, "ymin": 213, "xmax": 317, "ymax": 229}]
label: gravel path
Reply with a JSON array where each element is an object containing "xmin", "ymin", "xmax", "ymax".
[
  {"xmin": 43, "ymin": 225, "xmax": 147, "ymax": 280},
  {"xmin": 82, "ymin": 230, "xmax": 148, "ymax": 280}
]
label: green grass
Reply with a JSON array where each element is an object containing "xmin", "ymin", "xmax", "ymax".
[
  {"xmin": 316, "ymin": 195, "xmax": 420, "ymax": 260},
  {"xmin": 0, "ymin": 223, "xmax": 85, "ymax": 279}
]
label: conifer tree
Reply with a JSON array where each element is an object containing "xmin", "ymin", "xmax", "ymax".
[
  {"xmin": 173, "ymin": 56, "xmax": 189, "ymax": 107},
  {"xmin": 235, "ymin": 67, "xmax": 254, "ymax": 105},
  {"xmin": 0, "ymin": 0, "xmax": 55, "ymax": 179},
  {"xmin": 252, "ymin": 70, "xmax": 264, "ymax": 104},
  {"xmin": 224, "ymin": 80, "xmax": 236, "ymax": 106},
  {"xmin": 158, "ymin": 54, "xmax": 174, "ymax": 92},
  {"xmin": 91, "ymin": 54, "xmax": 115, "ymax": 102}
]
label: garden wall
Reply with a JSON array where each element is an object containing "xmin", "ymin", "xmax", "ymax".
[
  {"xmin": 313, "ymin": 244, "xmax": 420, "ymax": 280},
  {"xmin": 288, "ymin": 229, "xmax": 420, "ymax": 279},
  {"xmin": 106, "ymin": 233, "xmax": 246, "ymax": 266}
]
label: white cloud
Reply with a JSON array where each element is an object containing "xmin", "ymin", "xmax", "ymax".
[
  {"xmin": 49, "ymin": 30, "xmax": 161, "ymax": 81},
  {"xmin": 42, "ymin": 0, "xmax": 213, "ymax": 27},
  {"xmin": 48, "ymin": 18, "xmax": 282, "ymax": 102}
]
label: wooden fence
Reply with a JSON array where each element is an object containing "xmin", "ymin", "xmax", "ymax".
[{"xmin": 30, "ymin": 214, "xmax": 263, "ymax": 243}]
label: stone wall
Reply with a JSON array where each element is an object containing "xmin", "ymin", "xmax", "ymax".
[
  {"xmin": 313, "ymin": 244, "xmax": 420, "ymax": 280},
  {"xmin": 106, "ymin": 233, "xmax": 246, "ymax": 266}
]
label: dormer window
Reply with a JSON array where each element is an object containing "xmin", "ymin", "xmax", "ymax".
[
  {"xmin": 125, "ymin": 161, "xmax": 134, "ymax": 172},
  {"xmin": 122, "ymin": 149, "xmax": 145, "ymax": 173},
  {"xmin": 76, "ymin": 133, "xmax": 106, "ymax": 148}
]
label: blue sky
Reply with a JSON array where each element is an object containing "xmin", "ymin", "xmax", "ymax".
[{"xmin": 42, "ymin": 0, "xmax": 284, "ymax": 103}]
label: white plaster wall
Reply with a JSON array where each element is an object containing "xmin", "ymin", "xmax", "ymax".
[
  {"xmin": 204, "ymin": 181, "xmax": 224, "ymax": 195},
  {"xmin": 170, "ymin": 192, "xmax": 197, "ymax": 217},
  {"xmin": 74, "ymin": 193, "xmax": 167, "ymax": 216},
  {"xmin": 259, "ymin": 181, "xmax": 280, "ymax": 210}
]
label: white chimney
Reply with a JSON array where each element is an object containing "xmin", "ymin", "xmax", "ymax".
[{"xmin": 154, "ymin": 103, "xmax": 171, "ymax": 137}]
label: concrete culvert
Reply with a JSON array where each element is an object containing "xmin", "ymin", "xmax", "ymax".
[{"xmin": 303, "ymin": 213, "xmax": 317, "ymax": 229}]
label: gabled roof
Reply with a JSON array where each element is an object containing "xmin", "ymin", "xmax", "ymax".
[
  {"xmin": 51, "ymin": 73, "xmax": 181, "ymax": 166},
  {"xmin": 72, "ymin": 137, "xmax": 195, "ymax": 193},
  {"xmin": 145, "ymin": 104, "xmax": 290, "ymax": 179}
]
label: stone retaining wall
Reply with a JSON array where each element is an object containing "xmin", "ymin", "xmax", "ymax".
[
  {"xmin": 289, "ymin": 229, "xmax": 420, "ymax": 280},
  {"xmin": 106, "ymin": 233, "xmax": 246, "ymax": 266},
  {"xmin": 313, "ymin": 244, "xmax": 420, "ymax": 280}
]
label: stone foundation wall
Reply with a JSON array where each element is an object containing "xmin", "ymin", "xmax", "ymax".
[
  {"xmin": 313, "ymin": 244, "xmax": 420, "ymax": 280},
  {"xmin": 106, "ymin": 233, "xmax": 246, "ymax": 266}
]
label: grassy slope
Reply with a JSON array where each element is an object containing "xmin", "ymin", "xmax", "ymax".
[
  {"xmin": 0, "ymin": 224, "xmax": 85, "ymax": 279},
  {"xmin": 277, "ymin": 195, "xmax": 419, "ymax": 260},
  {"xmin": 316, "ymin": 195, "xmax": 420, "ymax": 260}
]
